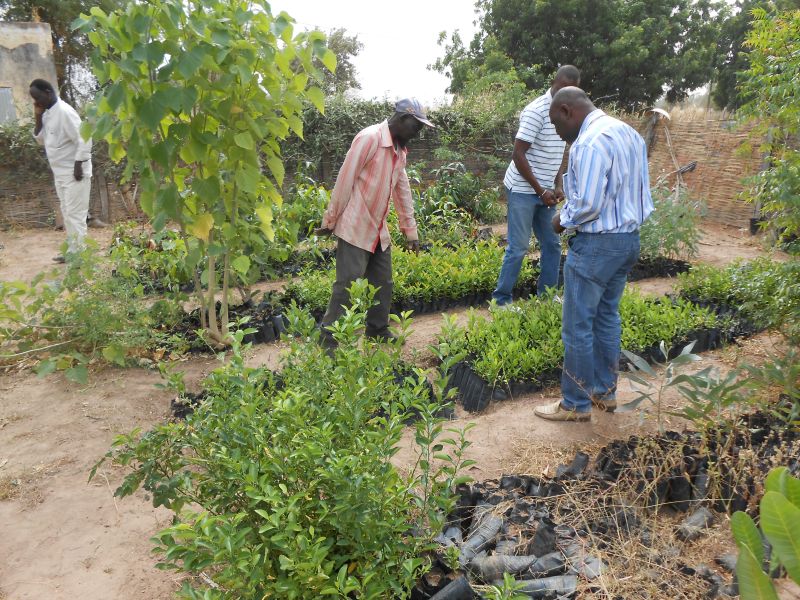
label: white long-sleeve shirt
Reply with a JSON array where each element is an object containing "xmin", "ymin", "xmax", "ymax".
[{"xmin": 33, "ymin": 99, "xmax": 92, "ymax": 178}]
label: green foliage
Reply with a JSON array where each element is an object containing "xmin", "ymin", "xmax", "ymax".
[
  {"xmin": 426, "ymin": 163, "xmax": 506, "ymax": 224},
  {"xmin": 667, "ymin": 364, "xmax": 752, "ymax": 429},
  {"xmin": 438, "ymin": 290, "xmax": 717, "ymax": 385},
  {"xmin": 732, "ymin": 467, "xmax": 800, "ymax": 600},
  {"xmin": 0, "ymin": 122, "xmax": 52, "ymax": 182},
  {"xmin": 284, "ymin": 240, "xmax": 536, "ymax": 314},
  {"xmin": 619, "ymin": 342, "xmax": 703, "ymax": 431},
  {"xmin": 483, "ymin": 573, "xmax": 531, "ymax": 600},
  {"xmin": 639, "ymin": 187, "xmax": 704, "ymax": 260},
  {"xmin": 677, "ymin": 258, "xmax": 800, "ymax": 341},
  {"xmin": 91, "ymin": 282, "xmax": 470, "ymax": 599},
  {"xmin": 439, "ymin": 0, "xmax": 723, "ymax": 109},
  {"xmin": 739, "ymin": 8, "xmax": 800, "ymax": 241},
  {"xmin": 76, "ymin": 0, "xmax": 333, "ymax": 345},
  {"xmin": 0, "ymin": 244, "xmax": 183, "ymax": 381},
  {"xmin": 110, "ymin": 223, "xmax": 195, "ymax": 291}
]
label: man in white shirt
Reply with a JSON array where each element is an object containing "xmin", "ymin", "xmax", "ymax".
[
  {"xmin": 492, "ymin": 65, "xmax": 581, "ymax": 305},
  {"xmin": 30, "ymin": 79, "xmax": 93, "ymax": 263}
]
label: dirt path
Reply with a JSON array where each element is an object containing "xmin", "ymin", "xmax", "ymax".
[{"xmin": 0, "ymin": 221, "xmax": 788, "ymax": 599}]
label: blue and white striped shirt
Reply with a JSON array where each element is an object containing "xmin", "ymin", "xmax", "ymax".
[{"xmin": 560, "ymin": 110, "xmax": 653, "ymax": 233}]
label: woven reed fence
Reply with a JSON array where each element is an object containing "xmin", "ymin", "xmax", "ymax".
[
  {"xmin": 634, "ymin": 114, "xmax": 760, "ymax": 228},
  {"xmin": 0, "ymin": 172, "xmax": 141, "ymax": 229}
]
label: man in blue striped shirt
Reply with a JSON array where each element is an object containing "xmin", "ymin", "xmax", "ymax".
[
  {"xmin": 535, "ymin": 87, "xmax": 654, "ymax": 422},
  {"xmin": 492, "ymin": 65, "xmax": 580, "ymax": 305}
]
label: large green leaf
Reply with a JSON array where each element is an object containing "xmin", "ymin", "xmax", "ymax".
[
  {"xmin": 732, "ymin": 511, "xmax": 764, "ymax": 564},
  {"xmin": 761, "ymin": 491, "xmax": 800, "ymax": 583},
  {"xmin": 306, "ymin": 86, "xmax": 325, "ymax": 113},
  {"xmin": 736, "ymin": 545, "xmax": 779, "ymax": 600},
  {"xmin": 176, "ymin": 45, "xmax": 206, "ymax": 78}
]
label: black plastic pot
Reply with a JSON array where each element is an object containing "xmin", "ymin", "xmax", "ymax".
[
  {"xmin": 510, "ymin": 574, "xmax": 578, "ymax": 598},
  {"xmin": 428, "ymin": 576, "xmax": 475, "ymax": 600}
]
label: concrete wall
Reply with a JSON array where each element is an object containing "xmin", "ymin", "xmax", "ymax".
[{"xmin": 0, "ymin": 22, "xmax": 59, "ymax": 122}]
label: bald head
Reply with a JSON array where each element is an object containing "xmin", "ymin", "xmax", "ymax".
[
  {"xmin": 552, "ymin": 65, "xmax": 580, "ymax": 92},
  {"xmin": 549, "ymin": 86, "xmax": 596, "ymax": 144}
]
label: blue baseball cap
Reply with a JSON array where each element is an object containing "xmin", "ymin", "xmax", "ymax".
[{"xmin": 395, "ymin": 98, "xmax": 435, "ymax": 128}]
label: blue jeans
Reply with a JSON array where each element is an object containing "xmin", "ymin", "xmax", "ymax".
[
  {"xmin": 493, "ymin": 188, "xmax": 561, "ymax": 304},
  {"xmin": 561, "ymin": 231, "xmax": 640, "ymax": 412}
]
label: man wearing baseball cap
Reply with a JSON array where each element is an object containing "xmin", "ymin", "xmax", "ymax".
[{"xmin": 315, "ymin": 98, "xmax": 434, "ymax": 348}]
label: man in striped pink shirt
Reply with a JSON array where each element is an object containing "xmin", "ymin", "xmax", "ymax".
[{"xmin": 315, "ymin": 98, "xmax": 434, "ymax": 346}]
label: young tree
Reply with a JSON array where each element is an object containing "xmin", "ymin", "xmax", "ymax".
[
  {"xmin": 711, "ymin": 0, "xmax": 800, "ymax": 110},
  {"xmin": 739, "ymin": 8, "xmax": 800, "ymax": 240},
  {"xmin": 0, "ymin": 0, "xmax": 121, "ymax": 105},
  {"xmin": 76, "ymin": 0, "xmax": 335, "ymax": 345}
]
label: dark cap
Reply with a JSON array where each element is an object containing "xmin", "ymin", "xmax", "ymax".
[{"xmin": 395, "ymin": 98, "xmax": 435, "ymax": 128}]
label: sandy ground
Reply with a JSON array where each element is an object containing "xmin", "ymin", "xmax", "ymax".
[{"xmin": 0, "ymin": 221, "xmax": 790, "ymax": 599}]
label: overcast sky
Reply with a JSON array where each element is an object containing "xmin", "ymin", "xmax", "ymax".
[{"xmin": 270, "ymin": 0, "xmax": 480, "ymax": 106}]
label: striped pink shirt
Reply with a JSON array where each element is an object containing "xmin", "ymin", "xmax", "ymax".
[{"xmin": 321, "ymin": 120, "xmax": 418, "ymax": 252}]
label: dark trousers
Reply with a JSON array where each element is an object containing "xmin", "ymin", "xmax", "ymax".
[{"xmin": 321, "ymin": 238, "xmax": 393, "ymax": 336}]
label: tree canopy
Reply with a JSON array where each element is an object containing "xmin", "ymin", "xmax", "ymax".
[
  {"xmin": 435, "ymin": 0, "xmax": 725, "ymax": 109},
  {"xmin": 318, "ymin": 28, "xmax": 363, "ymax": 95}
]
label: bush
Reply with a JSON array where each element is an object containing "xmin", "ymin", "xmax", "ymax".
[
  {"xmin": 92, "ymin": 283, "xmax": 470, "ymax": 599},
  {"xmin": 677, "ymin": 258, "xmax": 800, "ymax": 341},
  {"xmin": 438, "ymin": 290, "xmax": 717, "ymax": 385},
  {"xmin": 427, "ymin": 163, "xmax": 506, "ymax": 224},
  {"xmin": 0, "ymin": 244, "xmax": 183, "ymax": 381},
  {"xmin": 639, "ymin": 187, "xmax": 704, "ymax": 260}
]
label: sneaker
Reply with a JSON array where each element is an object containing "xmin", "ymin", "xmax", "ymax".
[
  {"xmin": 534, "ymin": 399, "xmax": 591, "ymax": 422},
  {"xmin": 552, "ymin": 294, "xmax": 563, "ymax": 304},
  {"xmin": 591, "ymin": 396, "xmax": 617, "ymax": 412},
  {"xmin": 52, "ymin": 255, "xmax": 66, "ymax": 264}
]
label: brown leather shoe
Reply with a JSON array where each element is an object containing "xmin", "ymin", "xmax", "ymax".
[
  {"xmin": 534, "ymin": 400, "xmax": 590, "ymax": 422},
  {"xmin": 591, "ymin": 396, "xmax": 617, "ymax": 412}
]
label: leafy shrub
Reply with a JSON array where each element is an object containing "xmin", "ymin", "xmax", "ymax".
[
  {"xmin": 110, "ymin": 223, "xmax": 195, "ymax": 291},
  {"xmin": 732, "ymin": 467, "xmax": 800, "ymax": 600},
  {"xmin": 92, "ymin": 282, "xmax": 470, "ymax": 599},
  {"xmin": 677, "ymin": 258, "xmax": 800, "ymax": 341},
  {"xmin": 438, "ymin": 290, "xmax": 717, "ymax": 385},
  {"xmin": 0, "ymin": 122, "xmax": 51, "ymax": 182},
  {"xmin": 427, "ymin": 163, "xmax": 506, "ymax": 224},
  {"xmin": 0, "ymin": 244, "xmax": 183, "ymax": 381},
  {"xmin": 639, "ymin": 187, "xmax": 704, "ymax": 260}
]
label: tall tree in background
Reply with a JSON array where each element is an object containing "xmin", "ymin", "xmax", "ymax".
[
  {"xmin": 435, "ymin": 0, "xmax": 724, "ymax": 109},
  {"xmin": 318, "ymin": 27, "xmax": 363, "ymax": 95},
  {"xmin": 711, "ymin": 0, "xmax": 800, "ymax": 110},
  {"xmin": 0, "ymin": 0, "xmax": 120, "ymax": 105}
]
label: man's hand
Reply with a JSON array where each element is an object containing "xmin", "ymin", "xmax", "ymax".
[
  {"xmin": 406, "ymin": 239, "xmax": 420, "ymax": 254},
  {"xmin": 552, "ymin": 212, "xmax": 565, "ymax": 234},
  {"xmin": 73, "ymin": 161, "xmax": 84, "ymax": 182},
  {"xmin": 33, "ymin": 103, "xmax": 45, "ymax": 117},
  {"xmin": 554, "ymin": 186, "xmax": 565, "ymax": 202},
  {"xmin": 314, "ymin": 227, "xmax": 333, "ymax": 237},
  {"xmin": 541, "ymin": 189, "xmax": 557, "ymax": 207}
]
